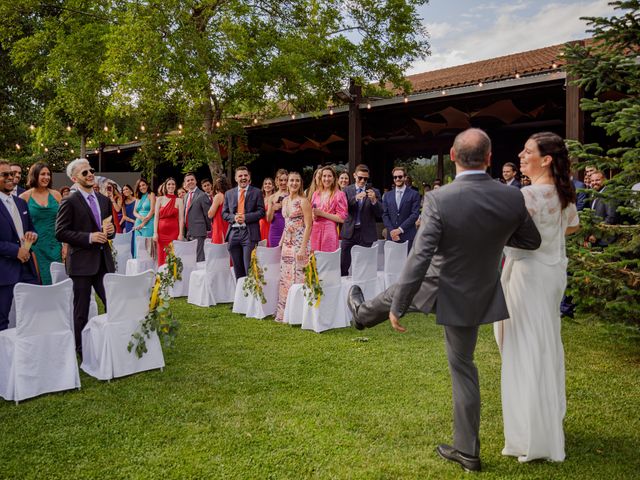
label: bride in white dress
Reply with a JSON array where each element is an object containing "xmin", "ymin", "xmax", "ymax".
[{"xmin": 494, "ymin": 132, "xmax": 580, "ymax": 462}]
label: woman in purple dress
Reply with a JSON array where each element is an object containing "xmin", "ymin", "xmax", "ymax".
[{"xmin": 267, "ymin": 169, "xmax": 288, "ymax": 247}]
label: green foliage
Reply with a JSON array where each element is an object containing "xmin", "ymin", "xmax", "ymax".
[
  {"xmin": 242, "ymin": 248, "xmax": 267, "ymax": 304},
  {"xmin": 563, "ymin": 1, "xmax": 640, "ymax": 325}
]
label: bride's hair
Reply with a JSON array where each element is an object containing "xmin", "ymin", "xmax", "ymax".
[{"xmin": 529, "ymin": 132, "xmax": 576, "ymax": 210}]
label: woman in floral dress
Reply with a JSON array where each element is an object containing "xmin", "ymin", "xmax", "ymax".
[{"xmin": 275, "ymin": 172, "xmax": 312, "ymax": 322}]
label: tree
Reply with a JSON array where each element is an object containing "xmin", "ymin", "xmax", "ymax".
[{"xmin": 563, "ymin": 0, "xmax": 640, "ymax": 324}]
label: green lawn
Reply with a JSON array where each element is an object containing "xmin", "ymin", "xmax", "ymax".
[{"xmin": 1, "ymin": 300, "xmax": 638, "ymax": 479}]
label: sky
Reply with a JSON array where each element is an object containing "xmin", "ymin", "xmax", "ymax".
[{"xmin": 409, "ymin": 0, "xmax": 616, "ymax": 74}]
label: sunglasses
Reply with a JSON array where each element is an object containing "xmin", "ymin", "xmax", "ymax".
[
  {"xmin": 356, "ymin": 176, "xmax": 369, "ymax": 182},
  {"xmin": 393, "ymin": 175, "xmax": 405, "ymax": 180},
  {"xmin": 80, "ymin": 168, "xmax": 95, "ymax": 177},
  {"xmin": 0, "ymin": 171, "xmax": 16, "ymax": 178}
]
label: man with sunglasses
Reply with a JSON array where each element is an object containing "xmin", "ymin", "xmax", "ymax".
[
  {"xmin": 340, "ymin": 164, "xmax": 382, "ymax": 276},
  {"xmin": 55, "ymin": 158, "xmax": 115, "ymax": 353},
  {"xmin": 0, "ymin": 160, "xmax": 39, "ymax": 331},
  {"xmin": 382, "ymin": 166, "xmax": 422, "ymax": 250}
]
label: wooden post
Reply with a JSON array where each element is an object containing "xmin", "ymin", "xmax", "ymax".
[
  {"xmin": 348, "ymin": 78, "xmax": 362, "ymax": 173},
  {"xmin": 565, "ymin": 41, "xmax": 585, "ymax": 143},
  {"xmin": 98, "ymin": 143, "xmax": 105, "ymax": 173}
]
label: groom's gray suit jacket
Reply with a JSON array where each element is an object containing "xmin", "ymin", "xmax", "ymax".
[{"xmin": 391, "ymin": 173, "xmax": 541, "ymax": 326}]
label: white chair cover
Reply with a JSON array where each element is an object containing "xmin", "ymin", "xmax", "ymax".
[
  {"xmin": 296, "ymin": 249, "xmax": 350, "ymax": 333},
  {"xmin": 232, "ymin": 246, "xmax": 281, "ymax": 319},
  {"xmin": 372, "ymin": 239, "xmax": 386, "ymax": 271},
  {"xmin": 258, "ymin": 239, "xmax": 267, "ymax": 247},
  {"xmin": 49, "ymin": 261, "xmax": 99, "ymax": 324},
  {"xmin": 0, "ymin": 280, "xmax": 80, "ymax": 403},
  {"xmin": 126, "ymin": 236, "xmax": 156, "ymax": 275},
  {"xmin": 113, "ymin": 231, "xmax": 133, "ymax": 274},
  {"xmin": 167, "ymin": 239, "xmax": 198, "ymax": 297},
  {"xmin": 81, "ymin": 271, "xmax": 164, "ymax": 381},
  {"xmin": 342, "ymin": 245, "xmax": 384, "ymax": 304},
  {"xmin": 383, "ymin": 241, "xmax": 408, "ymax": 288},
  {"xmin": 188, "ymin": 243, "xmax": 236, "ymax": 306}
]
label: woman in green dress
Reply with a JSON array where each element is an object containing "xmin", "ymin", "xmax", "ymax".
[
  {"xmin": 19, "ymin": 162, "xmax": 62, "ymax": 285},
  {"xmin": 132, "ymin": 177, "xmax": 155, "ymax": 258}
]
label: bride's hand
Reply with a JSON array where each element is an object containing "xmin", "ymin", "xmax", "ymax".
[{"xmin": 389, "ymin": 311, "xmax": 406, "ymax": 333}]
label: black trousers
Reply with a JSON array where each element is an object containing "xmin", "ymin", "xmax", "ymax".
[
  {"xmin": 228, "ymin": 227, "xmax": 257, "ymax": 279},
  {"xmin": 340, "ymin": 227, "xmax": 373, "ymax": 276},
  {"xmin": 70, "ymin": 256, "xmax": 108, "ymax": 351}
]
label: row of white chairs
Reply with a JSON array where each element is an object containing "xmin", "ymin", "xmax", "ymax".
[{"xmin": 0, "ymin": 270, "xmax": 162, "ymax": 403}]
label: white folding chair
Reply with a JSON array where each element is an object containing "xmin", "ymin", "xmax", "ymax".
[
  {"xmin": 0, "ymin": 280, "xmax": 80, "ymax": 403},
  {"xmin": 81, "ymin": 271, "xmax": 164, "ymax": 381},
  {"xmin": 383, "ymin": 241, "xmax": 408, "ymax": 288},
  {"xmin": 300, "ymin": 249, "xmax": 350, "ymax": 333},
  {"xmin": 113, "ymin": 231, "xmax": 133, "ymax": 274},
  {"xmin": 126, "ymin": 236, "xmax": 155, "ymax": 275},
  {"xmin": 232, "ymin": 245, "xmax": 281, "ymax": 319},
  {"xmin": 166, "ymin": 239, "xmax": 197, "ymax": 297},
  {"xmin": 50, "ymin": 262, "xmax": 99, "ymax": 324},
  {"xmin": 342, "ymin": 244, "xmax": 384, "ymax": 304},
  {"xmin": 372, "ymin": 239, "xmax": 386, "ymax": 272},
  {"xmin": 188, "ymin": 243, "xmax": 236, "ymax": 306}
]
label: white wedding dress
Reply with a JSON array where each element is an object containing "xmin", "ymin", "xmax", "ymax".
[{"xmin": 494, "ymin": 185, "xmax": 579, "ymax": 462}]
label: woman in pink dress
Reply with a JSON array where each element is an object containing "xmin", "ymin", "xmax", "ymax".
[
  {"xmin": 310, "ymin": 166, "xmax": 347, "ymax": 252},
  {"xmin": 153, "ymin": 177, "xmax": 184, "ymax": 266},
  {"xmin": 275, "ymin": 172, "xmax": 312, "ymax": 322},
  {"xmin": 208, "ymin": 175, "xmax": 231, "ymax": 244}
]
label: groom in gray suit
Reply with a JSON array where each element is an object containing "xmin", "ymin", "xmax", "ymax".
[{"xmin": 349, "ymin": 128, "xmax": 541, "ymax": 472}]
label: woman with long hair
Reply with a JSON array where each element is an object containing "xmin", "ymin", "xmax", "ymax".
[
  {"xmin": 266, "ymin": 169, "xmax": 288, "ymax": 247},
  {"xmin": 105, "ymin": 182, "xmax": 123, "ymax": 233},
  {"xmin": 495, "ymin": 132, "xmax": 579, "ymax": 463},
  {"xmin": 132, "ymin": 177, "xmax": 156, "ymax": 257},
  {"xmin": 338, "ymin": 171, "xmax": 350, "ymax": 190},
  {"xmin": 153, "ymin": 177, "xmax": 184, "ymax": 266},
  {"xmin": 19, "ymin": 162, "xmax": 62, "ymax": 284},
  {"xmin": 259, "ymin": 177, "xmax": 274, "ymax": 242},
  {"xmin": 275, "ymin": 172, "xmax": 312, "ymax": 322},
  {"xmin": 208, "ymin": 175, "xmax": 231, "ymax": 244},
  {"xmin": 306, "ymin": 167, "xmax": 322, "ymax": 199},
  {"xmin": 310, "ymin": 166, "xmax": 347, "ymax": 252},
  {"xmin": 120, "ymin": 184, "xmax": 136, "ymax": 233}
]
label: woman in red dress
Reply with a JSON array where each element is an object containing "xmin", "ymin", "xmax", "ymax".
[
  {"xmin": 259, "ymin": 177, "xmax": 274, "ymax": 242},
  {"xmin": 208, "ymin": 175, "xmax": 231, "ymax": 244},
  {"xmin": 153, "ymin": 177, "xmax": 184, "ymax": 266}
]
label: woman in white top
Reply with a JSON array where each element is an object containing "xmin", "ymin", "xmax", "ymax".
[{"xmin": 495, "ymin": 132, "xmax": 580, "ymax": 463}]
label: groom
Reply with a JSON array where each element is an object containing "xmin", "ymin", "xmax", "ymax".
[{"xmin": 349, "ymin": 128, "xmax": 541, "ymax": 472}]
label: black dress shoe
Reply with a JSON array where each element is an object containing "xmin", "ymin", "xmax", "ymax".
[
  {"xmin": 436, "ymin": 444, "xmax": 481, "ymax": 472},
  {"xmin": 347, "ymin": 285, "xmax": 365, "ymax": 330}
]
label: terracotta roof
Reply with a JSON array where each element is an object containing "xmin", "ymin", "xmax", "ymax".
[{"xmin": 405, "ymin": 43, "xmax": 576, "ymax": 93}]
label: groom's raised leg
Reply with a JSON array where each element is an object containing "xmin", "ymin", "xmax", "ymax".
[
  {"xmin": 444, "ymin": 325, "xmax": 480, "ymax": 458},
  {"xmin": 355, "ymin": 284, "xmax": 398, "ymax": 328}
]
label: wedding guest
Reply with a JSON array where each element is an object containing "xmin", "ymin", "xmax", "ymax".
[
  {"xmin": 154, "ymin": 177, "xmax": 183, "ymax": 266},
  {"xmin": 382, "ymin": 166, "xmax": 422, "ymax": 250},
  {"xmin": 201, "ymin": 178, "xmax": 213, "ymax": 239},
  {"xmin": 59, "ymin": 186, "xmax": 71, "ymax": 198},
  {"xmin": 10, "ymin": 163, "xmax": 25, "ymax": 196},
  {"xmin": 183, "ymin": 172, "xmax": 211, "ymax": 262},
  {"xmin": 433, "ymin": 179, "xmax": 443, "ymax": 189},
  {"xmin": 177, "ymin": 187, "xmax": 186, "ymax": 199},
  {"xmin": 133, "ymin": 177, "xmax": 155, "ymax": 257},
  {"xmin": 259, "ymin": 177, "xmax": 274, "ymax": 242},
  {"xmin": 338, "ymin": 171, "xmax": 350, "ymax": 190},
  {"xmin": 275, "ymin": 172, "xmax": 312, "ymax": 322},
  {"xmin": 584, "ymin": 165, "xmax": 597, "ymax": 188},
  {"xmin": 306, "ymin": 167, "xmax": 322, "ymax": 199},
  {"xmin": 106, "ymin": 182, "xmax": 122, "ymax": 233},
  {"xmin": 405, "ymin": 175, "xmax": 419, "ymax": 192},
  {"xmin": 521, "ymin": 176, "xmax": 531, "ymax": 187},
  {"xmin": 208, "ymin": 175, "xmax": 231, "ymax": 244},
  {"xmin": 310, "ymin": 166, "xmax": 347, "ymax": 252},
  {"xmin": 496, "ymin": 131, "xmax": 579, "ymax": 463},
  {"xmin": 587, "ymin": 170, "xmax": 619, "ymax": 246},
  {"xmin": 502, "ymin": 162, "xmax": 521, "ymax": 188},
  {"xmin": 19, "ymin": 162, "xmax": 62, "ymax": 285},
  {"xmin": 222, "ymin": 166, "xmax": 265, "ymax": 279},
  {"xmin": 0, "ymin": 160, "xmax": 38, "ymax": 330},
  {"xmin": 120, "ymin": 184, "xmax": 136, "ymax": 233},
  {"xmin": 267, "ymin": 169, "xmax": 288, "ymax": 247}
]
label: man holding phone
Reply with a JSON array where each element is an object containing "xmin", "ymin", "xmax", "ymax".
[{"xmin": 340, "ymin": 164, "xmax": 382, "ymax": 276}]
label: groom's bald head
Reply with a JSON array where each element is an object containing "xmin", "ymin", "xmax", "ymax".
[{"xmin": 451, "ymin": 128, "xmax": 492, "ymax": 169}]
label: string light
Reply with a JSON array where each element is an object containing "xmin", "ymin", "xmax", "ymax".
[
  {"xmin": 329, "ymin": 107, "xmax": 334, "ymax": 115},
  {"xmin": 70, "ymin": 149, "xmax": 74, "ymax": 154},
  {"xmin": 15, "ymin": 144, "xmax": 20, "ymax": 150},
  {"xmin": 178, "ymin": 123, "xmax": 183, "ymax": 130},
  {"xmin": 291, "ymin": 113, "xmax": 296, "ymax": 120},
  {"xmin": 552, "ymin": 62, "xmax": 558, "ymax": 69},
  {"xmin": 111, "ymin": 137, "xmax": 115, "ymax": 142},
  {"xmin": 478, "ymin": 82, "xmax": 483, "ymax": 87},
  {"xmin": 44, "ymin": 147, "xmax": 49, "ymax": 152},
  {"xmin": 66, "ymin": 124, "xmax": 72, "ymax": 132},
  {"xmin": 215, "ymin": 121, "xmax": 221, "ymax": 128},
  {"xmin": 252, "ymin": 118, "xmax": 258, "ymax": 125},
  {"xmin": 40, "ymin": 142, "xmax": 44, "ymax": 147},
  {"xmin": 94, "ymin": 149, "xmax": 99, "ymax": 154},
  {"xmin": 404, "ymin": 95, "xmax": 409, "ymax": 103},
  {"xmin": 140, "ymin": 124, "xmax": 146, "ymax": 132},
  {"xmin": 367, "ymin": 102, "xmax": 371, "ymax": 109},
  {"xmin": 64, "ymin": 141, "xmax": 68, "ymax": 146},
  {"xmin": 117, "ymin": 147, "xmax": 121, "ymax": 154},
  {"xmin": 441, "ymin": 90, "xmax": 447, "ymax": 95},
  {"xmin": 29, "ymin": 124, "xmax": 36, "ymax": 131},
  {"xmin": 156, "ymin": 132, "xmax": 160, "ymax": 137},
  {"xmin": 515, "ymin": 72, "xmax": 521, "ymax": 79},
  {"xmin": 157, "ymin": 145, "xmax": 161, "ymax": 150},
  {"xmin": 103, "ymin": 125, "xmax": 109, "ymax": 132},
  {"xmin": 134, "ymin": 135, "xmax": 138, "ymax": 140}
]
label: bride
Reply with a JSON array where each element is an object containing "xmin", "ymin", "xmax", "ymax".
[{"xmin": 495, "ymin": 132, "xmax": 580, "ymax": 462}]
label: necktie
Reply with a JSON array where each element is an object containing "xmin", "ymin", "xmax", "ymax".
[
  {"xmin": 356, "ymin": 188, "xmax": 363, "ymax": 225},
  {"xmin": 238, "ymin": 188, "xmax": 246, "ymax": 215},
  {"xmin": 396, "ymin": 189, "xmax": 403, "ymax": 209},
  {"xmin": 7, "ymin": 197, "xmax": 24, "ymax": 240},
  {"xmin": 87, "ymin": 194, "xmax": 101, "ymax": 229}
]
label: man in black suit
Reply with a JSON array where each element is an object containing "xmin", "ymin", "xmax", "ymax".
[
  {"xmin": 501, "ymin": 162, "xmax": 521, "ymax": 189},
  {"xmin": 183, "ymin": 172, "xmax": 212, "ymax": 261},
  {"xmin": 0, "ymin": 160, "xmax": 38, "ymax": 331},
  {"xmin": 340, "ymin": 164, "xmax": 382, "ymax": 276},
  {"xmin": 222, "ymin": 166, "xmax": 265, "ymax": 279},
  {"xmin": 55, "ymin": 159, "xmax": 115, "ymax": 351},
  {"xmin": 587, "ymin": 170, "xmax": 619, "ymax": 246},
  {"xmin": 10, "ymin": 163, "xmax": 26, "ymax": 196},
  {"xmin": 382, "ymin": 166, "xmax": 422, "ymax": 251}
]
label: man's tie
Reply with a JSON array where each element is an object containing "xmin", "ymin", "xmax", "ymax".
[
  {"xmin": 7, "ymin": 197, "xmax": 24, "ymax": 240},
  {"xmin": 238, "ymin": 188, "xmax": 246, "ymax": 215},
  {"xmin": 87, "ymin": 194, "xmax": 101, "ymax": 229},
  {"xmin": 356, "ymin": 188, "xmax": 364, "ymax": 225},
  {"xmin": 396, "ymin": 189, "xmax": 403, "ymax": 209}
]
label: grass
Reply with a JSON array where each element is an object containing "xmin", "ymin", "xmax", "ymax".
[{"xmin": 1, "ymin": 300, "xmax": 639, "ymax": 479}]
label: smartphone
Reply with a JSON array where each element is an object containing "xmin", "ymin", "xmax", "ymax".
[
  {"xmin": 278, "ymin": 196, "xmax": 285, "ymax": 203},
  {"xmin": 366, "ymin": 182, "xmax": 373, "ymax": 191}
]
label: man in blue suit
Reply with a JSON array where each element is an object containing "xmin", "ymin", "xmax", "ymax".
[
  {"xmin": 222, "ymin": 166, "xmax": 265, "ymax": 279},
  {"xmin": 382, "ymin": 166, "xmax": 422, "ymax": 251},
  {"xmin": 0, "ymin": 160, "xmax": 38, "ymax": 330}
]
